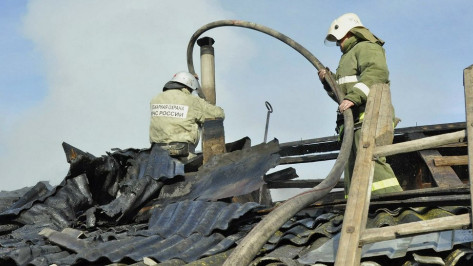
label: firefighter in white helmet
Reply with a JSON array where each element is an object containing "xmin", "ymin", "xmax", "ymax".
[
  {"xmin": 318, "ymin": 13, "xmax": 403, "ymax": 196},
  {"xmin": 149, "ymin": 71, "xmax": 224, "ymax": 160}
]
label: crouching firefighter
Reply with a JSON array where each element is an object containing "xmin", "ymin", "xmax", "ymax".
[
  {"xmin": 149, "ymin": 71, "xmax": 225, "ymax": 161},
  {"xmin": 318, "ymin": 13, "xmax": 403, "ymax": 196}
]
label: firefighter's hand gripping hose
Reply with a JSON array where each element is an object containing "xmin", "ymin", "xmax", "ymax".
[{"xmin": 186, "ymin": 20, "xmax": 354, "ymax": 266}]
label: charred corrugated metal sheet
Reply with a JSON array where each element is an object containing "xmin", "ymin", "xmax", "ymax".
[
  {"xmin": 0, "ymin": 181, "xmax": 53, "ymax": 217},
  {"xmin": 62, "ymin": 142, "xmax": 183, "ymax": 207},
  {"xmin": 0, "ymin": 186, "xmax": 44, "ymax": 210},
  {"xmin": 59, "ymin": 232, "xmax": 232, "ymax": 264},
  {"xmin": 97, "ymin": 176, "xmax": 165, "ymax": 223},
  {"xmin": 366, "ymin": 206, "xmax": 470, "ymax": 229},
  {"xmin": 7, "ymin": 175, "xmax": 93, "ymax": 229},
  {"xmin": 114, "ymin": 144, "xmax": 185, "ymax": 182},
  {"xmin": 142, "ymin": 200, "xmax": 260, "ymax": 238},
  {"xmin": 1, "ymin": 125, "xmax": 472, "ymax": 265},
  {"xmin": 31, "ymin": 201, "xmax": 261, "ymax": 265},
  {"xmin": 262, "ymin": 212, "xmax": 343, "ymax": 253},
  {"xmin": 294, "ymin": 207, "xmax": 472, "ymax": 264},
  {"xmin": 298, "ymin": 229, "xmax": 473, "ymax": 264},
  {"xmin": 0, "ymin": 244, "xmax": 65, "ymax": 266},
  {"xmin": 145, "ymin": 140, "xmax": 280, "ymax": 205},
  {"xmin": 1, "ymin": 200, "xmax": 472, "ymax": 265},
  {"xmin": 186, "ymin": 140, "xmax": 280, "ymax": 201}
]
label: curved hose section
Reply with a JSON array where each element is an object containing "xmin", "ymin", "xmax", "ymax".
[{"xmin": 186, "ymin": 20, "xmax": 353, "ymax": 265}]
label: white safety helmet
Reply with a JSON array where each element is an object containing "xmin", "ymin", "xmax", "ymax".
[
  {"xmin": 324, "ymin": 13, "xmax": 363, "ymax": 46},
  {"xmin": 163, "ymin": 71, "xmax": 201, "ymax": 91}
]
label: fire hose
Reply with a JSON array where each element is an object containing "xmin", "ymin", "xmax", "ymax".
[{"xmin": 186, "ymin": 20, "xmax": 354, "ymax": 266}]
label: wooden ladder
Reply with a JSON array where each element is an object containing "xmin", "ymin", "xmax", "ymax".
[{"xmin": 335, "ymin": 65, "xmax": 473, "ymax": 265}]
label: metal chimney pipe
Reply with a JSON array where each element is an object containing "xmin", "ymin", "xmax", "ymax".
[
  {"xmin": 197, "ymin": 37, "xmax": 216, "ymax": 104},
  {"xmin": 198, "ymin": 37, "xmax": 225, "ymax": 163}
]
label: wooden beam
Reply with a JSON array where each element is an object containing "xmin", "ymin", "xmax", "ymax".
[
  {"xmin": 267, "ymin": 179, "xmax": 344, "ymax": 189},
  {"xmin": 307, "ymin": 187, "xmax": 471, "ymax": 210},
  {"xmin": 437, "ymin": 143, "xmax": 468, "ymax": 149},
  {"xmin": 277, "ymin": 123, "xmax": 466, "ymax": 158},
  {"xmin": 374, "ymin": 130, "xmax": 466, "ymax": 157},
  {"xmin": 279, "ymin": 135, "xmax": 339, "ymax": 148},
  {"xmin": 407, "ymin": 132, "xmax": 463, "ymax": 187},
  {"xmin": 263, "ymin": 167, "xmax": 298, "ymax": 182},
  {"xmin": 335, "ymin": 84, "xmax": 389, "ymax": 265},
  {"xmin": 464, "ymin": 64, "xmax": 473, "ymax": 226},
  {"xmin": 315, "ymin": 194, "xmax": 471, "ymax": 211},
  {"xmin": 370, "ymin": 185, "xmax": 469, "ymax": 201},
  {"xmin": 360, "ymin": 213, "xmax": 471, "ymax": 245},
  {"xmin": 277, "ymin": 122, "xmax": 465, "ymax": 151},
  {"xmin": 393, "ymin": 122, "xmax": 466, "ymax": 135},
  {"xmin": 374, "ymin": 83, "xmax": 394, "ymax": 146},
  {"xmin": 279, "ymin": 152, "xmax": 338, "ymax": 164},
  {"xmin": 279, "ymin": 139, "xmax": 340, "ymax": 157},
  {"xmin": 434, "ymin": 155, "xmax": 469, "ymax": 166}
]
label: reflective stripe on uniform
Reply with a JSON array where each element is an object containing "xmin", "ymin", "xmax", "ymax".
[
  {"xmin": 359, "ymin": 112, "xmax": 365, "ymax": 122},
  {"xmin": 354, "ymin": 82, "xmax": 370, "ymax": 97},
  {"xmin": 371, "ymin": 177, "xmax": 401, "ymax": 192},
  {"xmin": 337, "ymin": 75, "xmax": 360, "ymax": 85},
  {"xmin": 337, "ymin": 75, "xmax": 370, "ymax": 97}
]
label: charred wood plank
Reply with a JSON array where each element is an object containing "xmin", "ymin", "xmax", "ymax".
[
  {"xmin": 394, "ymin": 122, "xmax": 466, "ymax": 135},
  {"xmin": 279, "ymin": 123, "xmax": 466, "ymax": 158},
  {"xmin": 225, "ymin": 137, "xmax": 251, "ymax": 152},
  {"xmin": 263, "ymin": 167, "xmax": 298, "ymax": 182},
  {"xmin": 371, "ymin": 185, "xmax": 469, "ymax": 201},
  {"xmin": 314, "ymin": 194, "xmax": 471, "ymax": 211},
  {"xmin": 279, "ymin": 135, "xmax": 338, "ymax": 148},
  {"xmin": 307, "ymin": 187, "xmax": 471, "ymax": 210},
  {"xmin": 369, "ymin": 194, "xmax": 471, "ymax": 209},
  {"xmin": 279, "ymin": 153, "xmax": 338, "ymax": 164},
  {"xmin": 434, "ymin": 155, "xmax": 469, "ymax": 166},
  {"xmin": 279, "ymin": 140, "xmax": 340, "ymax": 157},
  {"xmin": 279, "ymin": 123, "xmax": 465, "ymax": 157},
  {"xmin": 407, "ymin": 132, "xmax": 463, "ymax": 187},
  {"xmin": 418, "ymin": 150, "xmax": 463, "ymax": 187},
  {"xmin": 267, "ymin": 179, "xmax": 344, "ymax": 189}
]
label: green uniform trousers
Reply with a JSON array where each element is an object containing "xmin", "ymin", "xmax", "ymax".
[{"xmin": 344, "ymin": 129, "xmax": 403, "ymax": 196}]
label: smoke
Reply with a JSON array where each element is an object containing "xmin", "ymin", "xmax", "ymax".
[
  {"xmin": 0, "ymin": 0, "xmax": 256, "ymax": 191},
  {"xmin": 0, "ymin": 0, "xmax": 340, "ymax": 196}
]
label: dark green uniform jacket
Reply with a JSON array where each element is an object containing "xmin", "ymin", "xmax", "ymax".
[
  {"xmin": 329, "ymin": 28, "xmax": 403, "ymax": 195},
  {"xmin": 335, "ymin": 35, "xmax": 389, "ymax": 123}
]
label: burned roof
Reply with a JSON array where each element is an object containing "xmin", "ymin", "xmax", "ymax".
[{"xmin": 1, "ymin": 123, "xmax": 473, "ymax": 265}]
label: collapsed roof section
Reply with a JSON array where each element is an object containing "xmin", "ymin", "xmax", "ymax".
[
  {"xmin": 0, "ymin": 137, "xmax": 281, "ymax": 265},
  {"xmin": 1, "ymin": 124, "xmax": 473, "ymax": 265}
]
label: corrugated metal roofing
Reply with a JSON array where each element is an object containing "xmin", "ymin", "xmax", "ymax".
[
  {"xmin": 298, "ymin": 229, "xmax": 473, "ymax": 264},
  {"xmin": 31, "ymin": 200, "xmax": 260, "ymax": 265},
  {"xmin": 1, "ymin": 129, "xmax": 473, "ymax": 265},
  {"xmin": 0, "ymin": 140, "xmax": 283, "ymax": 265},
  {"xmin": 0, "ymin": 174, "xmax": 94, "ymax": 233},
  {"xmin": 143, "ymin": 200, "xmax": 260, "ymax": 238},
  {"xmin": 184, "ymin": 140, "xmax": 280, "ymax": 201}
]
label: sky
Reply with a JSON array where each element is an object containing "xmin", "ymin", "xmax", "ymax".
[{"xmin": 1, "ymin": 0, "xmax": 472, "ymax": 200}]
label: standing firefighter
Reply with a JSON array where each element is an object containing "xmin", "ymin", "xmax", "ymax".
[
  {"xmin": 318, "ymin": 13, "xmax": 403, "ymax": 195},
  {"xmin": 149, "ymin": 71, "xmax": 225, "ymax": 161}
]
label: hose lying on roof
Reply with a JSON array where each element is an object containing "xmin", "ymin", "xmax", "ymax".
[{"xmin": 186, "ymin": 20, "xmax": 354, "ymax": 266}]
